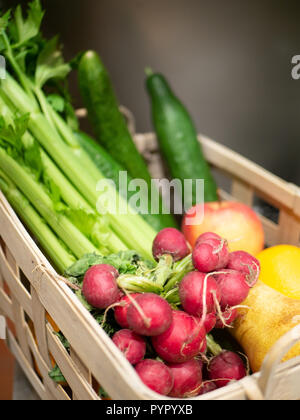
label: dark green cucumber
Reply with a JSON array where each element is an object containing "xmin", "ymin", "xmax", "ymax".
[
  {"xmin": 146, "ymin": 71, "xmax": 218, "ymax": 204},
  {"xmin": 78, "ymin": 51, "xmax": 152, "ymax": 183},
  {"xmin": 74, "ymin": 131, "xmax": 178, "ymax": 232}
]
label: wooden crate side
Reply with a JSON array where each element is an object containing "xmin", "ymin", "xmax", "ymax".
[
  {"xmin": 136, "ymin": 132, "xmax": 299, "ymax": 213},
  {"xmin": 0, "ymin": 286, "xmax": 13, "ymax": 320},
  {"xmin": 30, "ymin": 287, "xmax": 52, "ymax": 369},
  {"xmin": 200, "ymin": 135, "xmax": 298, "ymax": 210},
  {"xmin": 293, "ymin": 188, "xmax": 300, "ymax": 218},
  {"xmin": 7, "ymin": 329, "xmax": 52, "ymax": 400},
  {"xmin": 25, "ymin": 323, "xmax": 69, "ymax": 401},
  {"xmin": 69, "ymin": 347, "xmax": 94, "ymax": 400},
  {"xmin": 278, "ymin": 210, "xmax": 300, "ymax": 246},
  {"xmin": 47, "ymin": 327, "xmax": 98, "ymax": 401},
  {"xmin": 0, "ymin": 246, "xmax": 33, "ymax": 320}
]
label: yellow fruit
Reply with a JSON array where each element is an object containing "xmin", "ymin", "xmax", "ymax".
[
  {"xmin": 232, "ymin": 281, "xmax": 300, "ymax": 373},
  {"xmin": 257, "ymin": 245, "xmax": 300, "ymax": 300}
]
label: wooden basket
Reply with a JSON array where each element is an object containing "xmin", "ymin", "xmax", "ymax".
[{"xmin": 0, "ymin": 125, "xmax": 300, "ymax": 400}]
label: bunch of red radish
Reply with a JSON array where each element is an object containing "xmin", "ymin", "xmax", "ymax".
[{"xmin": 81, "ymin": 228, "xmax": 260, "ymax": 398}]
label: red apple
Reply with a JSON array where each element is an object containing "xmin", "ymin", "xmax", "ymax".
[{"xmin": 182, "ymin": 201, "xmax": 264, "ymax": 256}]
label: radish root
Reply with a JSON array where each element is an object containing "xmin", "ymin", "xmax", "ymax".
[
  {"xmin": 243, "ymin": 261, "xmax": 260, "ymax": 287},
  {"xmin": 212, "ymin": 290, "xmax": 234, "ymax": 328},
  {"xmin": 101, "ymin": 301, "xmax": 126, "ymax": 328},
  {"xmin": 121, "ymin": 288, "xmax": 151, "ymax": 328},
  {"xmin": 212, "ymin": 238, "xmax": 226, "ymax": 255}
]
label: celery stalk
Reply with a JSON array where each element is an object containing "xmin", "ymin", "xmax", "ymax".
[
  {"xmin": 41, "ymin": 151, "xmax": 94, "ymax": 211},
  {"xmin": 40, "ymin": 152, "xmax": 128, "ymax": 254},
  {"xmin": 30, "ymin": 113, "xmax": 156, "ymax": 257},
  {"xmin": 0, "ymin": 72, "xmax": 38, "ymax": 114},
  {"xmin": 34, "ymin": 85, "xmax": 79, "ymax": 148},
  {"xmin": 28, "ymin": 111, "xmax": 157, "ymax": 255},
  {"xmin": 0, "ymin": 148, "xmax": 100, "ymax": 259},
  {"xmin": 0, "ymin": 171, "xmax": 75, "ymax": 273}
]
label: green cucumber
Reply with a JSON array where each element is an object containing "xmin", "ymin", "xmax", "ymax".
[
  {"xmin": 78, "ymin": 51, "xmax": 152, "ymax": 183},
  {"xmin": 146, "ymin": 71, "xmax": 218, "ymax": 204},
  {"xmin": 75, "ymin": 131, "xmax": 178, "ymax": 232}
]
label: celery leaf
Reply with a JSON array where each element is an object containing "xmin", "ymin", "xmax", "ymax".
[
  {"xmin": 65, "ymin": 208, "xmax": 111, "ymax": 254},
  {"xmin": 0, "ymin": 10, "xmax": 11, "ymax": 34},
  {"xmin": 24, "ymin": 138, "xmax": 43, "ymax": 180},
  {"xmin": 0, "ymin": 114, "xmax": 31, "ymax": 159},
  {"xmin": 47, "ymin": 94, "xmax": 65, "ymax": 113},
  {"xmin": 0, "ymin": 113, "xmax": 43, "ymax": 180},
  {"xmin": 0, "ymin": 10, "xmax": 11, "ymax": 52},
  {"xmin": 35, "ymin": 36, "xmax": 71, "ymax": 88},
  {"xmin": 0, "ymin": 113, "xmax": 29, "ymax": 151},
  {"xmin": 14, "ymin": 0, "xmax": 44, "ymax": 47},
  {"xmin": 42, "ymin": 173, "xmax": 63, "ymax": 208}
]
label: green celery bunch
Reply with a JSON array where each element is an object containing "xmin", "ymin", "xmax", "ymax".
[
  {"xmin": 0, "ymin": 1, "xmax": 157, "ymax": 260},
  {"xmin": 0, "ymin": 93, "xmax": 129, "ymax": 256}
]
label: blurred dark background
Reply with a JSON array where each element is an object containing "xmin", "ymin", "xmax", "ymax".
[{"xmin": 2, "ymin": 0, "xmax": 300, "ymax": 184}]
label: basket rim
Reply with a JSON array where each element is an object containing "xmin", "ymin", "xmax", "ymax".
[{"xmin": 134, "ymin": 131, "xmax": 300, "ymax": 218}]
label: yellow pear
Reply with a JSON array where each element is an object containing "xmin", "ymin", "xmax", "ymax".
[{"xmin": 232, "ymin": 281, "xmax": 300, "ymax": 373}]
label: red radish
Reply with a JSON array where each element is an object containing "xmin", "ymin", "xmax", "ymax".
[
  {"xmin": 198, "ymin": 381, "xmax": 218, "ymax": 395},
  {"xmin": 213, "ymin": 269, "xmax": 250, "ymax": 309},
  {"xmin": 114, "ymin": 293, "xmax": 140, "ymax": 328},
  {"xmin": 192, "ymin": 235, "xmax": 229, "ymax": 273},
  {"xmin": 127, "ymin": 293, "xmax": 173, "ymax": 336},
  {"xmin": 167, "ymin": 359, "xmax": 203, "ymax": 398},
  {"xmin": 196, "ymin": 232, "xmax": 229, "ymax": 264},
  {"xmin": 179, "ymin": 271, "xmax": 221, "ymax": 317},
  {"xmin": 215, "ymin": 307, "xmax": 238, "ymax": 329},
  {"xmin": 135, "ymin": 359, "xmax": 174, "ymax": 396},
  {"xmin": 152, "ymin": 310, "xmax": 206, "ymax": 363},
  {"xmin": 227, "ymin": 251, "xmax": 261, "ymax": 287},
  {"xmin": 152, "ymin": 228, "xmax": 190, "ymax": 262},
  {"xmin": 94, "ymin": 263, "xmax": 119, "ymax": 279},
  {"xmin": 195, "ymin": 232, "xmax": 223, "ymax": 247},
  {"xmin": 112, "ymin": 329, "xmax": 146, "ymax": 365},
  {"xmin": 203, "ymin": 312, "xmax": 217, "ymax": 333},
  {"xmin": 82, "ymin": 264, "xmax": 120, "ymax": 309},
  {"xmin": 208, "ymin": 351, "xmax": 247, "ymax": 388},
  {"xmin": 192, "ymin": 243, "xmax": 219, "ymax": 273}
]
